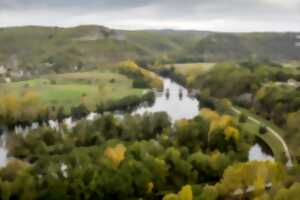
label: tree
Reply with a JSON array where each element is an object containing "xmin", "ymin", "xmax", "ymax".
[
  {"xmin": 275, "ymin": 183, "xmax": 300, "ymax": 200},
  {"xmin": 57, "ymin": 106, "xmax": 66, "ymax": 123},
  {"xmin": 200, "ymin": 185, "xmax": 219, "ymax": 200},
  {"xmin": 286, "ymin": 111, "xmax": 300, "ymax": 133},
  {"xmin": 163, "ymin": 185, "xmax": 193, "ymax": 200},
  {"xmin": 104, "ymin": 144, "xmax": 127, "ymax": 168},
  {"xmin": 71, "ymin": 104, "xmax": 89, "ymax": 120},
  {"xmin": 224, "ymin": 126, "xmax": 240, "ymax": 142},
  {"xmin": 216, "ymin": 161, "xmax": 283, "ymax": 199},
  {"xmin": 0, "ymin": 159, "xmax": 31, "ymax": 181},
  {"xmin": 259, "ymin": 126, "xmax": 268, "ymax": 135},
  {"xmin": 0, "ymin": 95, "xmax": 22, "ymax": 126},
  {"xmin": 239, "ymin": 113, "xmax": 248, "ymax": 123}
]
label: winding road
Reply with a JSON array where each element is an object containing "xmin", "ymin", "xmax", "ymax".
[{"xmin": 231, "ymin": 107, "xmax": 293, "ymax": 167}]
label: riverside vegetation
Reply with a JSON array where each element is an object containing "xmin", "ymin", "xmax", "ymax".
[{"xmin": 0, "ymin": 61, "xmax": 161, "ymax": 130}]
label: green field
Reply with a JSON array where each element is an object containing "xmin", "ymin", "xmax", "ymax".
[{"xmin": 0, "ymin": 70, "xmax": 145, "ymax": 113}]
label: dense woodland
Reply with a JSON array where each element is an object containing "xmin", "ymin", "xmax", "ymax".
[{"xmin": 1, "ymin": 110, "xmax": 299, "ymax": 200}]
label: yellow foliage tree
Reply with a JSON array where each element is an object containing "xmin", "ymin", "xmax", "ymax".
[
  {"xmin": 209, "ymin": 115, "xmax": 233, "ymax": 134},
  {"xmin": 104, "ymin": 144, "xmax": 127, "ymax": 168},
  {"xmin": 178, "ymin": 185, "xmax": 193, "ymax": 200},
  {"xmin": 163, "ymin": 185, "xmax": 193, "ymax": 200},
  {"xmin": 175, "ymin": 119, "xmax": 190, "ymax": 128},
  {"xmin": 1, "ymin": 95, "xmax": 22, "ymax": 123},
  {"xmin": 22, "ymin": 90, "xmax": 40, "ymax": 106},
  {"xmin": 163, "ymin": 194, "xmax": 179, "ymax": 200},
  {"xmin": 253, "ymin": 194, "xmax": 271, "ymax": 200},
  {"xmin": 224, "ymin": 126, "xmax": 240, "ymax": 142},
  {"xmin": 146, "ymin": 182, "xmax": 154, "ymax": 193},
  {"xmin": 208, "ymin": 151, "xmax": 222, "ymax": 170},
  {"xmin": 221, "ymin": 98, "xmax": 232, "ymax": 109},
  {"xmin": 200, "ymin": 108, "xmax": 220, "ymax": 122},
  {"xmin": 22, "ymin": 90, "xmax": 41, "ymax": 121},
  {"xmin": 256, "ymin": 87, "xmax": 267, "ymax": 100},
  {"xmin": 119, "ymin": 60, "xmax": 163, "ymax": 90},
  {"xmin": 216, "ymin": 161, "xmax": 283, "ymax": 197},
  {"xmin": 254, "ymin": 175, "xmax": 265, "ymax": 195}
]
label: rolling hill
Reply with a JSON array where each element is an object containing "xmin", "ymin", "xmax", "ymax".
[{"xmin": 0, "ymin": 25, "xmax": 299, "ymax": 78}]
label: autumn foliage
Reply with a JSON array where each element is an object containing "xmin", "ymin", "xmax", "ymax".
[
  {"xmin": 104, "ymin": 144, "xmax": 127, "ymax": 167},
  {"xmin": 119, "ymin": 60, "xmax": 163, "ymax": 90}
]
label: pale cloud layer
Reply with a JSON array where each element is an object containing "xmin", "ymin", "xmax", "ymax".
[{"xmin": 0, "ymin": 0, "xmax": 300, "ymax": 32}]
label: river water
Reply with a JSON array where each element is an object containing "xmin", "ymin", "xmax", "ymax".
[
  {"xmin": 134, "ymin": 78, "xmax": 199, "ymax": 122},
  {"xmin": 0, "ymin": 78, "xmax": 274, "ymax": 166}
]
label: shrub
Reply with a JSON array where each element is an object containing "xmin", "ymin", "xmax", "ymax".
[
  {"xmin": 259, "ymin": 126, "xmax": 268, "ymax": 134},
  {"xmin": 50, "ymin": 79, "xmax": 56, "ymax": 85},
  {"xmin": 71, "ymin": 104, "xmax": 89, "ymax": 120},
  {"xmin": 132, "ymin": 78, "xmax": 150, "ymax": 88},
  {"xmin": 239, "ymin": 114, "xmax": 248, "ymax": 123}
]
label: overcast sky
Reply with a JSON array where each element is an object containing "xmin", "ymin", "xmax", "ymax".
[{"xmin": 0, "ymin": 0, "xmax": 300, "ymax": 32}]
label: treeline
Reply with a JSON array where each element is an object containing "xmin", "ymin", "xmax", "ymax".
[
  {"xmin": 135, "ymin": 56, "xmax": 205, "ymax": 69},
  {"xmin": 96, "ymin": 91, "xmax": 155, "ymax": 114},
  {"xmin": 0, "ymin": 90, "xmax": 155, "ymax": 132},
  {"xmin": 156, "ymin": 66, "xmax": 187, "ymax": 86}
]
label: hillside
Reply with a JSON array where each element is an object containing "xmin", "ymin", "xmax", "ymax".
[
  {"xmin": 189, "ymin": 32, "xmax": 300, "ymax": 61},
  {"xmin": 0, "ymin": 25, "xmax": 299, "ymax": 78}
]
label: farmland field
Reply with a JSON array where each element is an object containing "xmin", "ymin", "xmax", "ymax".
[{"xmin": 0, "ymin": 70, "xmax": 145, "ymax": 113}]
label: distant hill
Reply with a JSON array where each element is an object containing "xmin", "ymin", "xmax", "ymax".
[
  {"xmin": 0, "ymin": 25, "xmax": 299, "ymax": 76},
  {"xmin": 188, "ymin": 32, "xmax": 300, "ymax": 61}
]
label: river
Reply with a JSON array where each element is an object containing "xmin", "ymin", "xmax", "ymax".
[
  {"xmin": 133, "ymin": 78, "xmax": 199, "ymax": 122},
  {"xmin": 0, "ymin": 78, "xmax": 274, "ymax": 166}
]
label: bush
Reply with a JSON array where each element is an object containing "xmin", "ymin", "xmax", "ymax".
[
  {"xmin": 50, "ymin": 79, "xmax": 56, "ymax": 85},
  {"xmin": 259, "ymin": 126, "xmax": 268, "ymax": 134},
  {"xmin": 198, "ymin": 95, "xmax": 215, "ymax": 110},
  {"xmin": 71, "ymin": 104, "xmax": 89, "ymax": 120},
  {"xmin": 110, "ymin": 78, "xmax": 116, "ymax": 83},
  {"xmin": 239, "ymin": 114, "xmax": 248, "ymax": 123},
  {"xmin": 132, "ymin": 78, "xmax": 150, "ymax": 88}
]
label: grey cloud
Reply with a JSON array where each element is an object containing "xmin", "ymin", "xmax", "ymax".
[{"xmin": 0, "ymin": 0, "xmax": 299, "ymax": 31}]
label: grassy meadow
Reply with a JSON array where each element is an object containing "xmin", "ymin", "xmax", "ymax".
[{"xmin": 0, "ymin": 70, "xmax": 145, "ymax": 113}]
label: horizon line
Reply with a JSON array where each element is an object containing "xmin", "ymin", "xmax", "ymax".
[{"xmin": 0, "ymin": 24, "xmax": 300, "ymax": 34}]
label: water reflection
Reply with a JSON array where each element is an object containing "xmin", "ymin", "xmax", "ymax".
[
  {"xmin": 133, "ymin": 78, "xmax": 200, "ymax": 122},
  {"xmin": 0, "ymin": 134, "xmax": 8, "ymax": 167},
  {"xmin": 179, "ymin": 89, "xmax": 183, "ymax": 100},
  {"xmin": 248, "ymin": 144, "xmax": 274, "ymax": 162}
]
